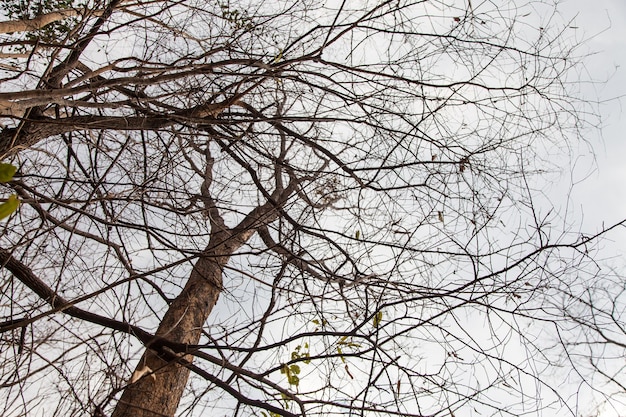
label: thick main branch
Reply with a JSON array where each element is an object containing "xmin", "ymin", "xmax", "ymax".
[{"xmin": 111, "ymin": 177, "xmax": 299, "ymax": 417}]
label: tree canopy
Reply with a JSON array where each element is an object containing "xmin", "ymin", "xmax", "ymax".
[{"xmin": 0, "ymin": 1, "xmax": 624, "ymax": 416}]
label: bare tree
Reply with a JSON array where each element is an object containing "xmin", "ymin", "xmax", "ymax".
[{"xmin": 0, "ymin": 1, "xmax": 624, "ymax": 416}]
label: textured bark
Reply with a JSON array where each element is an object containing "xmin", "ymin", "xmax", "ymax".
[
  {"xmin": 111, "ymin": 174, "xmax": 296, "ymax": 416},
  {"xmin": 0, "ymin": 115, "xmax": 174, "ymax": 157},
  {"xmin": 0, "ymin": 10, "xmax": 84, "ymax": 34},
  {"xmin": 111, "ymin": 251, "xmax": 227, "ymax": 417},
  {"xmin": 111, "ymin": 231, "xmax": 232, "ymax": 417},
  {"xmin": 0, "ymin": 95, "xmax": 245, "ymax": 156},
  {"xmin": 0, "ymin": 244, "xmax": 230, "ymax": 416}
]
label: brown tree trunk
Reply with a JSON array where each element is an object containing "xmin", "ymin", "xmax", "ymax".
[
  {"xmin": 111, "ymin": 239, "xmax": 230, "ymax": 417},
  {"xmin": 109, "ymin": 185, "xmax": 289, "ymax": 417}
]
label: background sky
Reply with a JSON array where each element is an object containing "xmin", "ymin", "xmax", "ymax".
[
  {"xmin": 547, "ymin": 2, "xmax": 626, "ymax": 415},
  {"xmin": 564, "ymin": 0, "xmax": 626, "ymax": 263}
]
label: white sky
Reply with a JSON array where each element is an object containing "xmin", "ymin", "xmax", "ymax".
[
  {"xmin": 563, "ymin": 0, "xmax": 626, "ymax": 261},
  {"xmin": 530, "ymin": 3, "xmax": 626, "ymax": 415}
]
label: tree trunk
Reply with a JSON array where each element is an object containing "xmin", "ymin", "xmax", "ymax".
[
  {"xmin": 111, "ymin": 241, "xmax": 230, "ymax": 417},
  {"xmin": 108, "ymin": 189, "xmax": 284, "ymax": 417}
]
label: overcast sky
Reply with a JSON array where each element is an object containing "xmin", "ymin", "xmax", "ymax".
[
  {"xmin": 545, "ymin": 2, "xmax": 626, "ymax": 415},
  {"xmin": 562, "ymin": 0, "xmax": 626, "ymax": 263}
]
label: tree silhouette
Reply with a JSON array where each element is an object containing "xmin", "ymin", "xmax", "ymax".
[{"xmin": 0, "ymin": 1, "xmax": 624, "ymax": 416}]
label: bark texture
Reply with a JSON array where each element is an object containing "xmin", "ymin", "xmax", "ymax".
[
  {"xmin": 111, "ymin": 249, "xmax": 227, "ymax": 417},
  {"xmin": 0, "ymin": 115, "xmax": 173, "ymax": 157},
  {"xmin": 0, "ymin": 10, "xmax": 82, "ymax": 34},
  {"xmin": 111, "ymin": 182, "xmax": 292, "ymax": 416}
]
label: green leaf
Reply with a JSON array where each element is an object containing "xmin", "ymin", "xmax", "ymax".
[
  {"xmin": 0, "ymin": 195, "xmax": 19, "ymax": 220},
  {"xmin": 355, "ymin": 230, "xmax": 360, "ymax": 239},
  {"xmin": 0, "ymin": 163, "xmax": 17, "ymax": 182},
  {"xmin": 373, "ymin": 310, "xmax": 383, "ymax": 327},
  {"xmin": 337, "ymin": 346, "xmax": 345, "ymax": 363},
  {"xmin": 281, "ymin": 364, "xmax": 300, "ymax": 386},
  {"xmin": 273, "ymin": 49, "xmax": 283, "ymax": 63}
]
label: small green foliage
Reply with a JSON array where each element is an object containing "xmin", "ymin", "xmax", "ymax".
[
  {"xmin": 0, "ymin": 163, "xmax": 19, "ymax": 220},
  {"xmin": 280, "ymin": 364, "xmax": 300, "ymax": 386},
  {"xmin": 337, "ymin": 346, "xmax": 344, "ymax": 363},
  {"xmin": 0, "ymin": 163, "xmax": 17, "ymax": 182},
  {"xmin": 219, "ymin": 2, "xmax": 254, "ymax": 31},
  {"xmin": 336, "ymin": 336, "xmax": 361, "ymax": 364},
  {"xmin": 311, "ymin": 318, "xmax": 328, "ymax": 329},
  {"xmin": 291, "ymin": 343, "xmax": 310, "ymax": 364},
  {"xmin": 280, "ymin": 343, "xmax": 310, "ymax": 387},
  {"xmin": 0, "ymin": 195, "xmax": 20, "ymax": 220},
  {"xmin": 373, "ymin": 310, "xmax": 383, "ymax": 327},
  {"xmin": 338, "ymin": 335, "xmax": 361, "ymax": 349},
  {"xmin": 272, "ymin": 49, "xmax": 283, "ymax": 64},
  {"xmin": 260, "ymin": 412, "xmax": 282, "ymax": 417}
]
